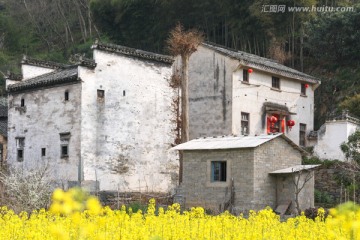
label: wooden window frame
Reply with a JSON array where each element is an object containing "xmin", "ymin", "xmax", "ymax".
[
  {"xmin": 272, "ymin": 76, "xmax": 280, "ymax": 89},
  {"xmin": 211, "ymin": 161, "xmax": 227, "ymax": 182}
]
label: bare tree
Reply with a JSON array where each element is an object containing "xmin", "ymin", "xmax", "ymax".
[
  {"xmin": 167, "ymin": 24, "xmax": 203, "ymax": 183},
  {"xmin": 167, "ymin": 23, "xmax": 203, "ymax": 143},
  {"xmin": 292, "ymin": 168, "xmax": 314, "ymax": 215}
]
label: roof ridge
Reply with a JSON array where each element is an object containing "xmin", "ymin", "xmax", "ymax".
[
  {"xmin": 22, "ymin": 55, "xmax": 71, "ymax": 69},
  {"xmin": 92, "ymin": 41, "xmax": 174, "ymax": 65},
  {"xmin": 202, "ymin": 42, "xmax": 319, "ymax": 84}
]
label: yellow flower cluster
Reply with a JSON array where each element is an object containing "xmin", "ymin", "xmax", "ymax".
[{"xmin": 0, "ymin": 188, "xmax": 359, "ymax": 239}]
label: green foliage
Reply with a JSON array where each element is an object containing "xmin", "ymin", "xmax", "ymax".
[
  {"xmin": 340, "ymin": 130, "xmax": 360, "ymax": 163},
  {"xmin": 315, "ymin": 189, "xmax": 334, "ymax": 204},
  {"xmin": 340, "ymin": 94, "xmax": 360, "ymax": 118}
]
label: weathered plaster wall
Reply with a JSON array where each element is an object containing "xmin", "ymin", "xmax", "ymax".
[
  {"xmin": 314, "ymin": 121, "xmax": 359, "ymax": 161},
  {"xmin": 7, "ymin": 83, "xmax": 82, "ymax": 184},
  {"xmin": 79, "ymin": 50, "xmax": 178, "ymax": 192},
  {"xmin": 21, "ymin": 65, "xmax": 55, "ymax": 80},
  {"xmin": 176, "ymin": 46, "xmax": 237, "ymax": 139},
  {"xmin": 232, "ymin": 67, "xmax": 315, "ymax": 146},
  {"xmin": 253, "ymin": 137, "xmax": 302, "ymax": 210}
]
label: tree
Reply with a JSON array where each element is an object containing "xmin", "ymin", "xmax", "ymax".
[
  {"xmin": 292, "ymin": 168, "xmax": 315, "ymax": 215},
  {"xmin": 167, "ymin": 23, "xmax": 203, "ymax": 143},
  {"xmin": 167, "ymin": 24, "xmax": 203, "ymax": 183},
  {"xmin": 341, "ymin": 130, "xmax": 360, "ymax": 165}
]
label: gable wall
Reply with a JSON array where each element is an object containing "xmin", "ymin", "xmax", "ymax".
[
  {"xmin": 176, "ymin": 46, "xmax": 238, "ymax": 139},
  {"xmin": 7, "ymin": 83, "xmax": 82, "ymax": 184},
  {"xmin": 21, "ymin": 65, "xmax": 55, "ymax": 80},
  {"xmin": 79, "ymin": 50, "xmax": 178, "ymax": 192}
]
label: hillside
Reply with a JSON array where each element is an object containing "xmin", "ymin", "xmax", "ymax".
[{"xmin": 0, "ymin": 0, "xmax": 359, "ymax": 128}]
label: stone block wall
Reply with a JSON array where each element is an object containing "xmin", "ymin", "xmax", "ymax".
[{"xmin": 253, "ymin": 137, "xmax": 302, "ymax": 209}]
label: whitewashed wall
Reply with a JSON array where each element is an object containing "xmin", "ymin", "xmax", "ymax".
[
  {"xmin": 7, "ymin": 83, "xmax": 82, "ymax": 184},
  {"xmin": 22, "ymin": 65, "xmax": 55, "ymax": 80},
  {"xmin": 79, "ymin": 50, "xmax": 179, "ymax": 192},
  {"xmin": 232, "ymin": 67, "xmax": 315, "ymax": 146},
  {"xmin": 185, "ymin": 45, "xmax": 315, "ymax": 146},
  {"xmin": 314, "ymin": 121, "xmax": 359, "ymax": 161}
]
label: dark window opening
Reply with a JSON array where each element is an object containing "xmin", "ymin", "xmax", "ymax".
[
  {"xmin": 272, "ymin": 76, "xmax": 280, "ymax": 89},
  {"xmin": 21, "ymin": 98, "xmax": 25, "ymax": 107},
  {"xmin": 123, "ymin": 90, "xmax": 126, "ymax": 96},
  {"xmin": 211, "ymin": 161, "xmax": 227, "ymax": 182},
  {"xmin": 241, "ymin": 112, "xmax": 249, "ymax": 135},
  {"xmin": 300, "ymin": 123, "xmax": 306, "ymax": 146},
  {"xmin": 97, "ymin": 89, "xmax": 105, "ymax": 99},
  {"xmin": 301, "ymin": 84, "xmax": 306, "ymax": 95},
  {"xmin": 41, "ymin": 148, "xmax": 46, "ymax": 157},
  {"xmin": 61, "ymin": 145, "xmax": 68, "ymax": 157},
  {"xmin": 65, "ymin": 91, "xmax": 69, "ymax": 101},
  {"xmin": 17, "ymin": 149, "xmax": 23, "ymax": 162},
  {"xmin": 243, "ymin": 69, "xmax": 249, "ymax": 82}
]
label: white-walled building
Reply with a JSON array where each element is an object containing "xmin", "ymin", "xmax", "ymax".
[
  {"xmin": 6, "ymin": 42, "xmax": 179, "ymax": 192},
  {"xmin": 312, "ymin": 112, "xmax": 359, "ymax": 161},
  {"xmin": 182, "ymin": 42, "xmax": 320, "ymax": 147}
]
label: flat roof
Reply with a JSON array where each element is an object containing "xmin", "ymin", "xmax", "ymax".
[{"xmin": 269, "ymin": 165, "xmax": 320, "ymax": 174}]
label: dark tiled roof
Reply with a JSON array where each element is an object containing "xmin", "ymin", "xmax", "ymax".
[
  {"xmin": 22, "ymin": 55, "xmax": 71, "ymax": 69},
  {"xmin": 7, "ymin": 67, "xmax": 79, "ymax": 93},
  {"xmin": 69, "ymin": 54, "xmax": 97, "ymax": 69},
  {"xmin": 203, "ymin": 42, "xmax": 320, "ymax": 84},
  {"xmin": 5, "ymin": 71, "xmax": 22, "ymax": 81},
  {"xmin": 0, "ymin": 120, "xmax": 7, "ymax": 137},
  {"xmin": 92, "ymin": 41, "xmax": 174, "ymax": 65}
]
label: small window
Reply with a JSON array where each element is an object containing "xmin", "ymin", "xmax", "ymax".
[
  {"xmin": 61, "ymin": 145, "xmax": 68, "ymax": 157},
  {"xmin": 272, "ymin": 76, "xmax": 280, "ymax": 89},
  {"xmin": 300, "ymin": 123, "xmax": 306, "ymax": 146},
  {"xmin": 241, "ymin": 112, "xmax": 249, "ymax": 135},
  {"xmin": 97, "ymin": 89, "xmax": 105, "ymax": 99},
  {"xmin": 41, "ymin": 148, "xmax": 46, "ymax": 157},
  {"xmin": 243, "ymin": 69, "xmax": 249, "ymax": 82},
  {"xmin": 65, "ymin": 91, "xmax": 69, "ymax": 101},
  {"xmin": 21, "ymin": 98, "xmax": 25, "ymax": 107},
  {"xmin": 60, "ymin": 132, "xmax": 70, "ymax": 158},
  {"xmin": 211, "ymin": 161, "xmax": 227, "ymax": 182},
  {"xmin": 301, "ymin": 84, "xmax": 306, "ymax": 95},
  {"xmin": 16, "ymin": 137, "xmax": 25, "ymax": 148},
  {"xmin": 17, "ymin": 149, "xmax": 23, "ymax": 162},
  {"xmin": 123, "ymin": 90, "xmax": 126, "ymax": 96}
]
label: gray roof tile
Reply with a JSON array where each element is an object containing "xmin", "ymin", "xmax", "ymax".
[
  {"xmin": 22, "ymin": 56, "xmax": 71, "ymax": 69},
  {"xmin": 92, "ymin": 41, "xmax": 174, "ymax": 65},
  {"xmin": 7, "ymin": 67, "xmax": 79, "ymax": 93},
  {"xmin": 203, "ymin": 42, "xmax": 320, "ymax": 84}
]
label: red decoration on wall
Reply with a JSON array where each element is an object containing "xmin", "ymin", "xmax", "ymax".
[
  {"xmin": 270, "ymin": 115, "xmax": 278, "ymax": 127},
  {"xmin": 305, "ymin": 84, "xmax": 309, "ymax": 88},
  {"xmin": 248, "ymin": 68, "xmax": 253, "ymax": 73},
  {"xmin": 287, "ymin": 120, "xmax": 296, "ymax": 130}
]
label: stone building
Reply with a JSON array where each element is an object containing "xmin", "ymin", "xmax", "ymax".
[
  {"xmin": 177, "ymin": 42, "xmax": 320, "ymax": 147},
  {"xmin": 173, "ymin": 134, "xmax": 318, "ymax": 213},
  {"xmin": 6, "ymin": 41, "xmax": 178, "ymax": 192}
]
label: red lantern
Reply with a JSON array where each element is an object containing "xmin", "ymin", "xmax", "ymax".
[
  {"xmin": 248, "ymin": 68, "xmax": 253, "ymax": 74},
  {"xmin": 270, "ymin": 115, "xmax": 278, "ymax": 127},
  {"xmin": 305, "ymin": 84, "xmax": 309, "ymax": 88},
  {"xmin": 287, "ymin": 120, "xmax": 295, "ymax": 130}
]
